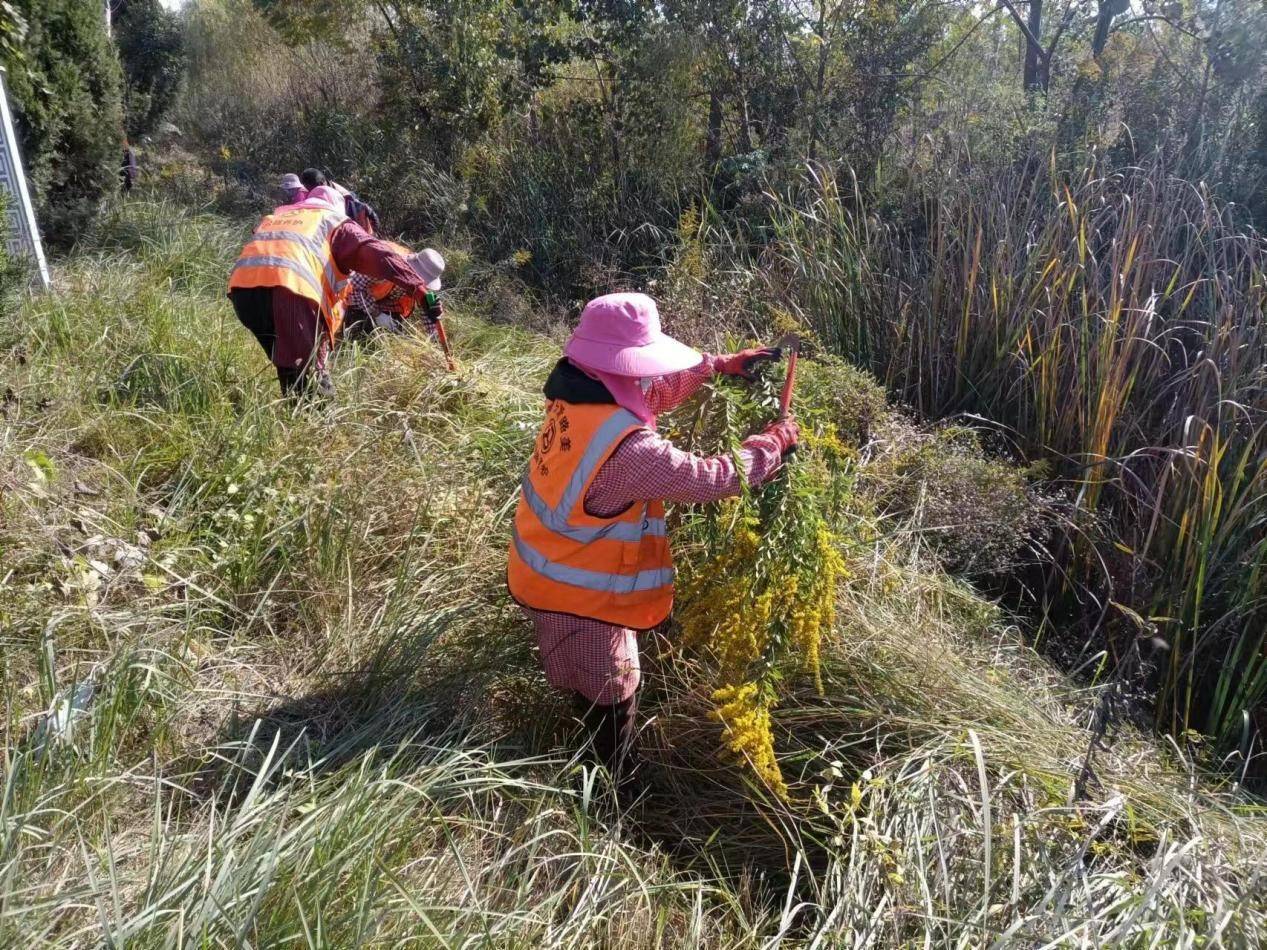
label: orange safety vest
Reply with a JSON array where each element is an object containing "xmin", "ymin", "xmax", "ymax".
[
  {"xmin": 364, "ymin": 241, "xmax": 415, "ymax": 317},
  {"xmin": 508, "ymin": 401, "xmax": 674, "ymax": 629},
  {"xmin": 228, "ymin": 207, "xmax": 351, "ymax": 340}
]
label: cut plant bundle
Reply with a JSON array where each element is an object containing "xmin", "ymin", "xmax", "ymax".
[{"xmin": 674, "ymin": 356, "xmax": 854, "ymax": 798}]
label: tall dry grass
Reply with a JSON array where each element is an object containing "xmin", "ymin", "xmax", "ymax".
[{"xmin": 763, "ymin": 160, "xmax": 1267, "ymax": 755}]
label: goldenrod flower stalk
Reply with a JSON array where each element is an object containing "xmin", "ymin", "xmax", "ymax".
[
  {"xmin": 676, "ymin": 356, "xmax": 854, "ymax": 800},
  {"xmin": 711, "ymin": 683, "xmax": 788, "ymax": 799}
]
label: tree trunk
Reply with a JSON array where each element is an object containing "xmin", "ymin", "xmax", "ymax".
[
  {"xmin": 737, "ymin": 93, "xmax": 753, "ymax": 154},
  {"xmin": 706, "ymin": 89, "xmax": 723, "ymax": 164},
  {"xmin": 1022, "ymin": 0, "xmax": 1044, "ymax": 93},
  {"xmin": 1091, "ymin": 12, "xmax": 1113, "ymax": 57},
  {"xmin": 807, "ymin": 8, "xmax": 829, "ymax": 162},
  {"xmin": 1092, "ymin": 0, "xmax": 1128, "ymax": 58}
]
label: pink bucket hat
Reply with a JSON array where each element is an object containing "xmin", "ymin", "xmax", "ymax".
[
  {"xmin": 297, "ymin": 185, "xmax": 344, "ymax": 213},
  {"xmin": 564, "ymin": 293, "xmax": 701, "ymax": 378}
]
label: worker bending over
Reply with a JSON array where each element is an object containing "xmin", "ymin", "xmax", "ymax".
[
  {"xmin": 227, "ymin": 185, "xmax": 431, "ymax": 396},
  {"xmin": 507, "ymin": 292, "xmax": 797, "ymax": 797},
  {"xmin": 345, "ymin": 246, "xmax": 445, "ymax": 339}
]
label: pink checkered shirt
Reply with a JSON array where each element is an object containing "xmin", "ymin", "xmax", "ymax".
[{"xmin": 524, "ymin": 355, "xmax": 787, "ymax": 705}]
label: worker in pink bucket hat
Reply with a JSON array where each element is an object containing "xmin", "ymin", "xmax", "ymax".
[{"xmin": 507, "ymin": 291, "xmax": 797, "ymax": 799}]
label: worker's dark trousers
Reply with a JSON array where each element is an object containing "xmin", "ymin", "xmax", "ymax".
[
  {"xmin": 229, "ymin": 287, "xmax": 278, "ymax": 359},
  {"xmin": 343, "ymin": 307, "xmax": 406, "ymax": 344},
  {"xmin": 229, "ymin": 287, "xmax": 325, "ymax": 396},
  {"xmin": 574, "ymin": 691, "xmax": 639, "ymax": 794},
  {"xmin": 340, "ymin": 307, "xmax": 375, "ymax": 343}
]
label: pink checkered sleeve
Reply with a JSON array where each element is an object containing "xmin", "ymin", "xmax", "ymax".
[
  {"xmin": 644, "ymin": 354, "xmax": 719, "ymax": 414},
  {"xmin": 586, "ymin": 427, "xmax": 785, "ymax": 512},
  {"xmin": 348, "ymin": 272, "xmax": 377, "ymax": 313}
]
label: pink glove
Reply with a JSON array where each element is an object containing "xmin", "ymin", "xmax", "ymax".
[
  {"xmin": 759, "ymin": 417, "xmax": 799, "ymax": 455},
  {"xmin": 714, "ymin": 347, "xmax": 782, "ymax": 380}
]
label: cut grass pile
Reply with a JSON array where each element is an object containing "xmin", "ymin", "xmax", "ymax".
[{"xmin": 1, "ymin": 198, "xmax": 1264, "ymax": 946}]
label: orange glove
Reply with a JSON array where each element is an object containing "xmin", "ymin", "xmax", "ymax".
[
  {"xmin": 759, "ymin": 417, "xmax": 799, "ymax": 455},
  {"xmin": 715, "ymin": 347, "xmax": 782, "ymax": 380}
]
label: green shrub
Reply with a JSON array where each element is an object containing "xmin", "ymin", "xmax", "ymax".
[
  {"xmin": 178, "ymin": 0, "xmax": 467, "ymax": 238},
  {"xmin": 115, "ymin": 0, "xmax": 185, "ymax": 139},
  {"xmin": 860, "ymin": 422, "xmax": 1047, "ymax": 576},
  {"xmin": 462, "ymin": 35, "xmax": 703, "ymax": 294},
  {"xmin": 2, "ymin": 0, "xmax": 124, "ymax": 244}
]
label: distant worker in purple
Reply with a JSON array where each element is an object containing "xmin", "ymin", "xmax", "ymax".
[{"xmin": 278, "ymin": 173, "xmax": 306, "ymax": 206}]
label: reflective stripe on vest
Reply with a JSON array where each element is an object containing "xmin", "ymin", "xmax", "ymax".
[
  {"xmin": 518, "ymin": 477, "xmax": 666, "ymax": 543},
  {"xmin": 232, "ymin": 255, "xmax": 322, "ymax": 299},
  {"xmin": 507, "ymin": 401, "xmax": 674, "ymax": 629},
  {"xmin": 247, "ymin": 229, "xmax": 327, "ymax": 257},
  {"xmin": 512, "ymin": 534, "xmax": 674, "ymax": 593},
  {"xmin": 228, "ymin": 208, "xmax": 350, "ymax": 339},
  {"xmin": 516, "ymin": 405, "xmax": 667, "ymax": 543}
]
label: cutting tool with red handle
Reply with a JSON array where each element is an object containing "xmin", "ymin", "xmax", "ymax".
[{"xmin": 778, "ymin": 334, "xmax": 799, "ymax": 418}]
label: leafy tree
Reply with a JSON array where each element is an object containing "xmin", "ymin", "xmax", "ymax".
[
  {"xmin": 251, "ymin": 0, "xmax": 363, "ymax": 44},
  {"xmin": 115, "ymin": 0, "xmax": 186, "ymax": 138},
  {"xmin": 0, "ymin": 2, "xmax": 28, "ymax": 65},
  {"xmin": 2, "ymin": 0, "xmax": 124, "ymax": 244},
  {"xmin": 371, "ymin": 0, "xmax": 575, "ymax": 168}
]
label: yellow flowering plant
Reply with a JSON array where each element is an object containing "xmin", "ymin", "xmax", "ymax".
[{"xmin": 673, "ymin": 352, "xmax": 856, "ymax": 799}]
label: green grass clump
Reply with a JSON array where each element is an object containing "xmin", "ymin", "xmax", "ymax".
[{"xmin": 1, "ymin": 198, "xmax": 1265, "ymax": 946}]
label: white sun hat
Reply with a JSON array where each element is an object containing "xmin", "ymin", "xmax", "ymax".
[{"xmin": 408, "ymin": 248, "xmax": 445, "ymax": 290}]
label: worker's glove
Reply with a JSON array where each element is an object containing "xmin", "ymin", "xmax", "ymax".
[
  {"xmin": 715, "ymin": 347, "xmax": 782, "ymax": 381},
  {"xmin": 759, "ymin": 417, "xmax": 799, "ymax": 457},
  {"xmin": 424, "ymin": 297, "xmax": 444, "ymax": 324}
]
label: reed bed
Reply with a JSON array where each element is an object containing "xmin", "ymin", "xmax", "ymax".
[{"xmin": 763, "ymin": 160, "xmax": 1267, "ymax": 754}]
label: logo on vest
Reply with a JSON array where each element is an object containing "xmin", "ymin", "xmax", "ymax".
[{"xmin": 532, "ymin": 406, "xmax": 572, "ymax": 478}]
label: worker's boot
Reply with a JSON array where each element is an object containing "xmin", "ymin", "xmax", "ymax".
[
  {"xmin": 574, "ymin": 691, "xmax": 643, "ymax": 805},
  {"xmin": 276, "ymin": 366, "xmax": 303, "ymax": 397}
]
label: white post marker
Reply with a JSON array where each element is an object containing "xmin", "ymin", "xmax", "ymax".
[{"xmin": 0, "ymin": 65, "xmax": 50, "ymax": 289}]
